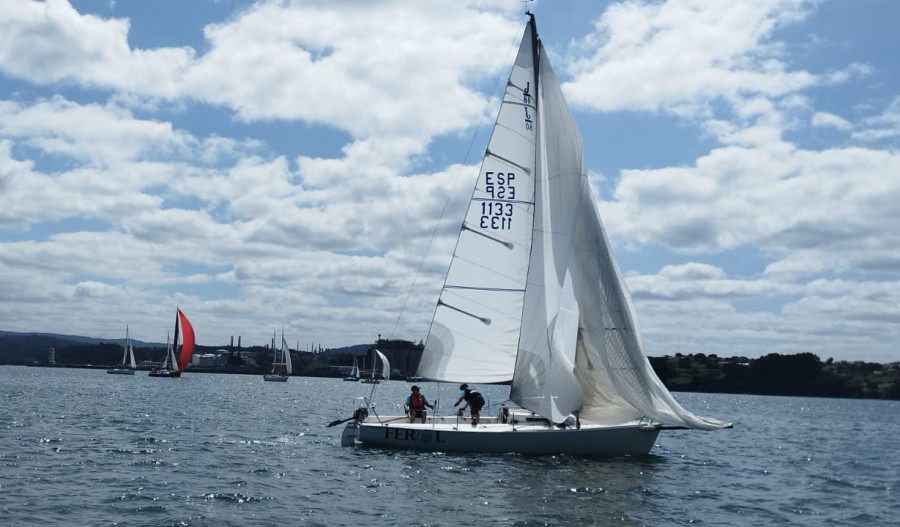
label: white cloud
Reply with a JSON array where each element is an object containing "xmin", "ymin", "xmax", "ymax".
[
  {"xmin": 0, "ymin": 97, "xmax": 192, "ymax": 165},
  {"xmin": 811, "ymin": 111, "xmax": 852, "ymax": 130},
  {"xmin": 853, "ymin": 96, "xmax": 900, "ymax": 142},
  {"xmin": 182, "ymin": 1, "xmax": 522, "ymax": 144},
  {"xmin": 605, "ymin": 141, "xmax": 900, "ymax": 272},
  {"xmin": 0, "ymin": 0, "xmax": 194, "ymax": 97},
  {"xmin": 562, "ymin": 0, "xmax": 820, "ymax": 116},
  {"xmin": 628, "ymin": 262, "xmax": 791, "ymax": 301}
]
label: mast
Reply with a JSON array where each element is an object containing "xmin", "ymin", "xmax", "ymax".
[
  {"xmin": 509, "ymin": 12, "xmax": 542, "ymax": 391},
  {"xmin": 527, "ymin": 12, "xmax": 539, "ymax": 89},
  {"xmin": 172, "ymin": 309, "xmax": 181, "ymax": 371}
]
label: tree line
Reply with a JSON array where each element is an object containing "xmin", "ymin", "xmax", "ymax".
[
  {"xmin": 3, "ymin": 333, "xmax": 898, "ymax": 400},
  {"xmin": 649, "ymin": 352, "xmax": 900, "ymax": 400}
]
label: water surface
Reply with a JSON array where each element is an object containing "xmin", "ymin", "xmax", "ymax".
[{"xmin": 1, "ymin": 366, "xmax": 895, "ymax": 526}]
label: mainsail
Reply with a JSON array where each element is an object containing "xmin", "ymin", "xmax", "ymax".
[{"xmin": 418, "ymin": 16, "xmax": 728, "ymax": 431}]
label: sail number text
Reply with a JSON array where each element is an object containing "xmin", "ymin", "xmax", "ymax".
[{"xmin": 481, "ymin": 171, "xmax": 515, "ymax": 230}]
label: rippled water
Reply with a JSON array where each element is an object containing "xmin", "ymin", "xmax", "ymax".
[{"xmin": 1, "ymin": 366, "xmax": 896, "ymax": 526}]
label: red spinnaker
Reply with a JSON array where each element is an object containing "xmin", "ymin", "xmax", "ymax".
[{"xmin": 176, "ymin": 309, "xmax": 195, "ymax": 371}]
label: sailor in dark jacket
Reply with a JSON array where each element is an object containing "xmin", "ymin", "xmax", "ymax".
[{"xmin": 454, "ymin": 383, "xmax": 485, "ymax": 426}]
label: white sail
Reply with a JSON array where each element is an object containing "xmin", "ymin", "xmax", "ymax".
[
  {"xmin": 282, "ymin": 336, "xmax": 293, "ymax": 375},
  {"xmin": 350, "ymin": 358, "xmax": 359, "ymax": 377},
  {"xmin": 168, "ymin": 343, "xmax": 179, "ymax": 372},
  {"xmin": 126, "ymin": 341, "xmax": 136, "ymax": 369},
  {"xmin": 123, "ymin": 325, "xmax": 136, "ymax": 368},
  {"xmin": 108, "ymin": 325, "xmax": 137, "ymax": 374},
  {"xmin": 418, "ymin": 23, "xmax": 538, "ymax": 384},
  {"xmin": 161, "ymin": 332, "xmax": 172, "ymax": 370},
  {"xmin": 375, "ymin": 349, "xmax": 390, "ymax": 381}
]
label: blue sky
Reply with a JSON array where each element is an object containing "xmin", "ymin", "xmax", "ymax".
[{"xmin": 1, "ymin": 0, "xmax": 898, "ymax": 362}]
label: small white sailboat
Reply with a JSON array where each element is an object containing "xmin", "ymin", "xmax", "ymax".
[
  {"xmin": 337, "ymin": 13, "xmax": 731, "ymax": 455},
  {"xmin": 107, "ymin": 325, "xmax": 137, "ymax": 375},
  {"xmin": 343, "ymin": 357, "xmax": 361, "ymax": 381},
  {"xmin": 149, "ymin": 309, "xmax": 194, "ymax": 378},
  {"xmin": 264, "ymin": 332, "xmax": 292, "ymax": 382},
  {"xmin": 360, "ymin": 349, "xmax": 390, "ymax": 384}
]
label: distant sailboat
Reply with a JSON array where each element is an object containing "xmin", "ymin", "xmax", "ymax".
[
  {"xmin": 107, "ymin": 325, "xmax": 137, "ymax": 375},
  {"xmin": 336, "ymin": 13, "xmax": 730, "ymax": 455},
  {"xmin": 264, "ymin": 331, "xmax": 292, "ymax": 382},
  {"xmin": 149, "ymin": 309, "xmax": 194, "ymax": 378},
  {"xmin": 343, "ymin": 357, "xmax": 360, "ymax": 381},
  {"xmin": 360, "ymin": 349, "xmax": 390, "ymax": 384}
]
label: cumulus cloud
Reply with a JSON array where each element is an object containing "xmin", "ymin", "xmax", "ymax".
[
  {"xmin": 853, "ymin": 96, "xmax": 900, "ymax": 142},
  {"xmin": 0, "ymin": 0, "xmax": 194, "ymax": 96},
  {"xmin": 811, "ymin": 111, "xmax": 852, "ymax": 130},
  {"xmin": 562, "ymin": 0, "xmax": 819, "ymax": 116}
]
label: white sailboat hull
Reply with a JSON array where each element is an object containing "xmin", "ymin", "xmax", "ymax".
[{"xmin": 348, "ymin": 417, "xmax": 660, "ymax": 456}]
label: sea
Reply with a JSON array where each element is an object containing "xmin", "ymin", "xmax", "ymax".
[{"xmin": 1, "ymin": 366, "xmax": 896, "ymax": 526}]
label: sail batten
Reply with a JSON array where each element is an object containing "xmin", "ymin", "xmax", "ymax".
[
  {"xmin": 485, "ymin": 150, "xmax": 533, "ymax": 173},
  {"xmin": 460, "ymin": 224, "xmax": 518, "ymax": 248}
]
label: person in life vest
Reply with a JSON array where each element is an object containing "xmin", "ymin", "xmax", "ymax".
[
  {"xmin": 454, "ymin": 383, "xmax": 485, "ymax": 427},
  {"xmin": 403, "ymin": 385, "xmax": 434, "ymax": 423}
]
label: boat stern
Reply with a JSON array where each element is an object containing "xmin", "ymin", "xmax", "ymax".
[{"xmin": 341, "ymin": 421, "xmax": 360, "ymax": 447}]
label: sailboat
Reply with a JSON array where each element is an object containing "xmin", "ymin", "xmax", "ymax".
[
  {"xmin": 148, "ymin": 309, "xmax": 195, "ymax": 378},
  {"xmin": 343, "ymin": 357, "xmax": 360, "ymax": 381},
  {"xmin": 264, "ymin": 332, "xmax": 293, "ymax": 382},
  {"xmin": 360, "ymin": 349, "xmax": 390, "ymax": 384},
  {"xmin": 107, "ymin": 325, "xmax": 137, "ymax": 375},
  {"xmin": 337, "ymin": 14, "xmax": 731, "ymax": 455}
]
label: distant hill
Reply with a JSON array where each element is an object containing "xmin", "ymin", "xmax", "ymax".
[
  {"xmin": 323, "ymin": 344, "xmax": 370, "ymax": 356},
  {"xmin": 0, "ymin": 330, "xmax": 169, "ymax": 365},
  {"xmin": 0, "ymin": 330, "xmax": 164, "ymax": 348},
  {"xmin": 0, "ymin": 329, "xmax": 372, "ymax": 364}
]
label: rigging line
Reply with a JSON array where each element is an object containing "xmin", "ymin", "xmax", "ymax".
[{"xmin": 388, "ymin": 21, "xmax": 525, "ymax": 341}]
